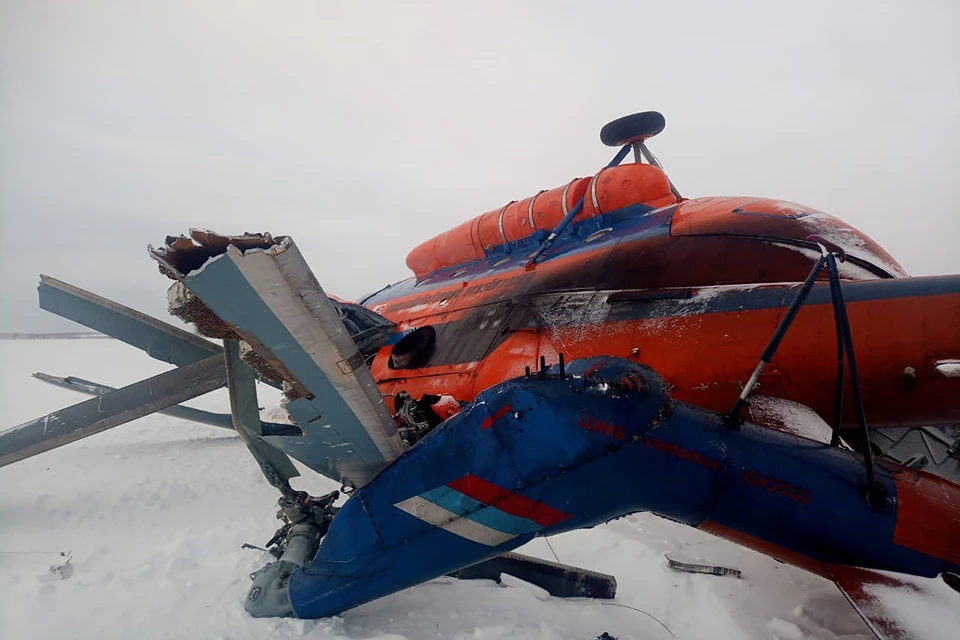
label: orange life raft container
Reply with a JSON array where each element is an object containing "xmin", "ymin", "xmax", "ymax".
[{"xmin": 406, "ymin": 163, "xmax": 677, "ymax": 277}]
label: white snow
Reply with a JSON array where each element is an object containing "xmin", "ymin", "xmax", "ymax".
[
  {"xmin": 0, "ymin": 339, "xmax": 954, "ymax": 639},
  {"xmin": 795, "ymin": 213, "xmax": 908, "ymax": 278},
  {"xmin": 934, "ymin": 360, "xmax": 960, "ymax": 378},
  {"xmin": 769, "ymin": 242, "xmax": 881, "ymax": 280},
  {"xmin": 747, "ymin": 396, "xmax": 835, "ymax": 444},
  {"xmin": 864, "ymin": 572, "xmax": 960, "ymax": 640}
]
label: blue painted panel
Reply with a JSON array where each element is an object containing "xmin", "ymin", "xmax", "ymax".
[
  {"xmin": 364, "ymin": 204, "xmax": 676, "ymax": 302},
  {"xmin": 286, "ymin": 357, "xmax": 960, "ymax": 619}
]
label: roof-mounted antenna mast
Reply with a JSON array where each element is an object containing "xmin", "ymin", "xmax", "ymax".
[
  {"xmin": 528, "ymin": 111, "xmax": 675, "ymax": 266},
  {"xmin": 600, "ymin": 111, "xmax": 681, "ymax": 200}
]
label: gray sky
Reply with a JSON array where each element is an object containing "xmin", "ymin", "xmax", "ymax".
[{"xmin": 1, "ymin": 0, "xmax": 958, "ymax": 332}]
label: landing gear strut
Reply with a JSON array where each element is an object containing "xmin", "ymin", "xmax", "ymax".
[{"xmin": 245, "ymin": 489, "xmax": 340, "ymax": 618}]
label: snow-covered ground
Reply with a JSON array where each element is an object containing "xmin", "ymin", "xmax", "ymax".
[{"xmin": 0, "ymin": 339, "xmax": 955, "ymax": 640}]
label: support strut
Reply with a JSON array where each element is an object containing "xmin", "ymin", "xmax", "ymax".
[
  {"xmin": 527, "ymin": 144, "xmax": 631, "ymax": 266},
  {"xmin": 725, "ymin": 254, "xmax": 827, "ymax": 424},
  {"xmin": 828, "ymin": 286, "xmax": 847, "ymax": 448},
  {"xmin": 824, "ymin": 254, "xmax": 885, "ymax": 506},
  {"xmin": 726, "ymin": 241, "xmax": 887, "ymax": 508}
]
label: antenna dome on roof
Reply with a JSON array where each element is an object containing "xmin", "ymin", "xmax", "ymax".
[{"xmin": 600, "ymin": 111, "xmax": 666, "ymax": 147}]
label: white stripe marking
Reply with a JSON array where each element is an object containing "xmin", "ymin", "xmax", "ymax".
[{"xmin": 395, "ymin": 496, "xmax": 516, "ymax": 547}]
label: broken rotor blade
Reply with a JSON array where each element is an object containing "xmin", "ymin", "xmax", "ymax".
[
  {"xmin": 451, "ymin": 552, "xmax": 617, "ymax": 599},
  {"xmin": 0, "ymin": 355, "xmax": 227, "ymax": 468},
  {"xmin": 37, "ymin": 275, "xmax": 282, "ymax": 390},
  {"xmin": 223, "ymin": 340, "xmax": 300, "ymax": 489},
  {"xmin": 30, "ymin": 371, "xmax": 301, "ymax": 437},
  {"xmin": 32, "ymin": 371, "xmax": 235, "ymax": 430},
  {"xmin": 38, "ymin": 275, "xmax": 220, "ymax": 366},
  {"xmin": 151, "ymin": 233, "xmax": 406, "ymax": 488}
]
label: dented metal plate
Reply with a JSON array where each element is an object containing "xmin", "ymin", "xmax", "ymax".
[{"xmin": 150, "ymin": 231, "xmax": 405, "ymax": 487}]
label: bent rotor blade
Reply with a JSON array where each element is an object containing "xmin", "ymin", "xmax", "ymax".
[
  {"xmin": 0, "ymin": 355, "xmax": 227, "ymax": 468},
  {"xmin": 451, "ymin": 552, "xmax": 617, "ymax": 599},
  {"xmin": 31, "ymin": 371, "xmax": 300, "ymax": 437},
  {"xmin": 223, "ymin": 339, "xmax": 299, "ymax": 489},
  {"xmin": 38, "ymin": 275, "xmax": 220, "ymax": 366},
  {"xmin": 151, "ymin": 232, "xmax": 406, "ymax": 488},
  {"xmin": 32, "ymin": 371, "xmax": 235, "ymax": 430}
]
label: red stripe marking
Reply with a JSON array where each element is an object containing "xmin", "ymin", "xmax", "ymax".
[
  {"xmin": 447, "ymin": 474, "xmax": 570, "ymax": 527},
  {"xmin": 480, "ymin": 404, "xmax": 512, "ymax": 430}
]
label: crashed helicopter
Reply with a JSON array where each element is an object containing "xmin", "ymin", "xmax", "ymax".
[{"xmin": 1, "ymin": 112, "xmax": 958, "ymax": 639}]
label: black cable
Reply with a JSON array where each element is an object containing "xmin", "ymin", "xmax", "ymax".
[
  {"xmin": 544, "ymin": 537, "xmax": 561, "ymax": 564},
  {"xmin": 597, "ymin": 602, "xmax": 675, "ymax": 638},
  {"xmin": 540, "ymin": 531, "xmax": 671, "ymax": 638}
]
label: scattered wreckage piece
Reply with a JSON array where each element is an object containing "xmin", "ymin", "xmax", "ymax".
[
  {"xmin": 4, "ymin": 233, "xmax": 404, "ymax": 482},
  {"xmin": 450, "ymin": 552, "xmax": 617, "ymax": 599},
  {"xmin": 665, "ymin": 553, "xmax": 742, "ymax": 578},
  {"xmin": 148, "ymin": 230, "xmax": 406, "ymax": 489}
]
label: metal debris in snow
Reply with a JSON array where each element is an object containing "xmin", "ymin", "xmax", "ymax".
[{"xmin": 665, "ymin": 553, "xmax": 742, "ymax": 578}]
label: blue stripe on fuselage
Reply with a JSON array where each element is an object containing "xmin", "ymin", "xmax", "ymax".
[
  {"xmin": 362, "ymin": 204, "xmax": 675, "ymax": 305},
  {"xmin": 600, "ymin": 275, "xmax": 960, "ymax": 324},
  {"xmin": 418, "ymin": 485, "xmax": 542, "ymax": 536}
]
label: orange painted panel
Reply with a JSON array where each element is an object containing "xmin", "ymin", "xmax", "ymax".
[
  {"xmin": 405, "ymin": 176, "xmax": 598, "ymax": 276},
  {"xmin": 404, "ymin": 236, "xmax": 439, "ymax": 276},
  {"xmin": 893, "ymin": 469, "xmax": 960, "ymax": 565},
  {"xmin": 433, "ymin": 220, "xmax": 482, "ymax": 270},
  {"xmin": 501, "ymin": 196, "xmax": 537, "ymax": 242},
  {"xmin": 531, "ymin": 178, "xmax": 591, "ymax": 230},
  {"xmin": 473, "ymin": 330, "xmax": 540, "ymax": 397},
  {"xmin": 581, "ymin": 164, "xmax": 676, "ymax": 218},
  {"xmin": 670, "ymin": 197, "xmax": 906, "ymax": 276},
  {"xmin": 477, "ymin": 207, "xmax": 507, "ymax": 251},
  {"xmin": 374, "ymin": 290, "xmax": 960, "ymax": 430}
]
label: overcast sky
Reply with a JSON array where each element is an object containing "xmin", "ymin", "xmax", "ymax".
[{"xmin": 1, "ymin": 0, "xmax": 958, "ymax": 332}]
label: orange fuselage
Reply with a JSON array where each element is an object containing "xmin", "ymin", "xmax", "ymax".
[{"xmin": 362, "ymin": 190, "xmax": 960, "ymax": 431}]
